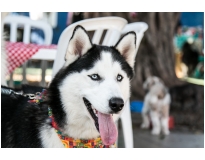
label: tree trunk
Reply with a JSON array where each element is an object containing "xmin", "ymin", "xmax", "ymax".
[
  {"xmin": 130, "ymin": 12, "xmax": 182, "ymax": 100},
  {"xmin": 84, "ymin": 12, "xmax": 182, "ymax": 100}
]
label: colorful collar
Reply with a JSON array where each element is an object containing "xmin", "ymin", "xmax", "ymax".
[
  {"xmin": 28, "ymin": 89, "xmax": 47, "ymax": 103},
  {"xmin": 28, "ymin": 89, "xmax": 114, "ymax": 148},
  {"xmin": 48, "ymin": 107, "xmax": 112, "ymax": 148}
]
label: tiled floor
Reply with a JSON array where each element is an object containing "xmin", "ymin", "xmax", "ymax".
[{"xmin": 117, "ymin": 113, "xmax": 204, "ymax": 148}]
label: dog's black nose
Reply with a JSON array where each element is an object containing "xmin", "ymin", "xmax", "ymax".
[{"xmin": 109, "ymin": 97, "xmax": 124, "ymax": 112}]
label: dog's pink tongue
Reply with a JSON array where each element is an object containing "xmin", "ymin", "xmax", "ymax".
[{"xmin": 98, "ymin": 112, "xmax": 118, "ymax": 146}]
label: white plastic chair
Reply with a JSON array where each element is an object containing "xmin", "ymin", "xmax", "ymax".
[
  {"xmin": 119, "ymin": 22, "xmax": 148, "ymax": 148},
  {"xmin": 106, "ymin": 22, "xmax": 148, "ymax": 148},
  {"xmin": 2, "ymin": 14, "xmax": 53, "ymax": 87}
]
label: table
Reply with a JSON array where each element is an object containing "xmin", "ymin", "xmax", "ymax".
[{"xmin": 5, "ymin": 41, "xmax": 57, "ymax": 74}]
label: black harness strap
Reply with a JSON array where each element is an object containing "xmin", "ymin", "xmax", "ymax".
[
  {"xmin": 1, "ymin": 87, "xmax": 35, "ymax": 99},
  {"xmin": 1, "ymin": 87, "xmax": 23, "ymax": 95}
]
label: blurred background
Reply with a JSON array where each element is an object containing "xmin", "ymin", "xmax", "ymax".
[{"xmin": 1, "ymin": 12, "xmax": 204, "ymax": 148}]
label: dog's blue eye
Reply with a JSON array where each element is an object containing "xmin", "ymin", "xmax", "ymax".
[
  {"xmin": 88, "ymin": 74, "xmax": 101, "ymax": 81},
  {"xmin": 117, "ymin": 74, "xmax": 123, "ymax": 82}
]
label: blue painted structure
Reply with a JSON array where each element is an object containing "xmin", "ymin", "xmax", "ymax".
[
  {"xmin": 130, "ymin": 101, "xmax": 144, "ymax": 113},
  {"xmin": 180, "ymin": 12, "xmax": 204, "ymax": 27},
  {"xmin": 52, "ymin": 12, "xmax": 68, "ymax": 44}
]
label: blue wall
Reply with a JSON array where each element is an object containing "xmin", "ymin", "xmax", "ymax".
[
  {"xmin": 180, "ymin": 12, "xmax": 204, "ymax": 27},
  {"xmin": 52, "ymin": 12, "xmax": 68, "ymax": 44}
]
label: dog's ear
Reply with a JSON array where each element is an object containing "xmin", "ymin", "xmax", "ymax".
[
  {"xmin": 65, "ymin": 25, "xmax": 92, "ymax": 66},
  {"xmin": 143, "ymin": 76, "xmax": 152, "ymax": 92},
  {"xmin": 115, "ymin": 32, "xmax": 137, "ymax": 68}
]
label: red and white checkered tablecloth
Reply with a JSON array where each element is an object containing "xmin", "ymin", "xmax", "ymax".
[{"xmin": 5, "ymin": 42, "xmax": 57, "ymax": 74}]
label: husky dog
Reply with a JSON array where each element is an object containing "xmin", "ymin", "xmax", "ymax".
[
  {"xmin": 1, "ymin": 25, "xmax": 137, "ymax": 147},
  {"xmin": 141, "ymin": 76, "xmax": 171, "ymax": 135}
]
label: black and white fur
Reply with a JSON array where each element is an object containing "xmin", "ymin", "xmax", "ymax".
[
  {"xmin": 1, "ymin": 25, "xmax": 137, "ymax": 147},
  {"xmin": 141, "ymin": 76, "xmax": 171, "ymax": 135}
]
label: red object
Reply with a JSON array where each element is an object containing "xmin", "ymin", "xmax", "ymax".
[
  {"xmin": 168, "ymin": 116, "xmax": 174, "ymax": 129},
  {"xmin": 5, "ymin": 41, "xmax": 57, "ymax": 74},
  {"xmin": 51, "ymin": 116, "xmax": 58, "ymax": 129}
]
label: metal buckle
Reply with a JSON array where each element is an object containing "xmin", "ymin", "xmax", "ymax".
[{"xmin": 25, "ymin": 94, "xmax": 36, "ymax": 99}]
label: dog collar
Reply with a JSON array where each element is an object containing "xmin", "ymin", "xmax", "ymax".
[
  {"xmin": 48, "ymin": 107, "xmax": 112, "ymax": 148},
  {"xmin": 28, "ymin": 89, "xmax": 115, "ymax": 148},
  {"xmin": 27, "ymin": 89, "xmax": 47, "ymax": 103}
]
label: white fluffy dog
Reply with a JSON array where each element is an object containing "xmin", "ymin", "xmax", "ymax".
[{"xmin": 141, "ymin": 76, "xmax": 171, "ymax": 135}]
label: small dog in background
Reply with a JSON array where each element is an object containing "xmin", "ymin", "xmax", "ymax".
[{"xmin": 141, "ymin": 76, "xmax": 171, "ymax": 135}]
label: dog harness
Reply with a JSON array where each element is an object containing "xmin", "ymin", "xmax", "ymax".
[
  {"xmin": 28, "ymin": 89, "xmax": 114, "ymax": 148},
  {"xmin": 1, "ymin": 87, "xmax": 37, "ymax": 99}
]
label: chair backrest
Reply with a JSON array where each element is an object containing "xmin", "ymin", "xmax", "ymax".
[
  {"xmin": 51, "ymin": 16, "xmax": 127, "ymax": 78},
  {"xmin": 121, "ymin": 22, "xmax": 148, "ymax": 53},
  {"xmin": 2, "ymin": 14, "xmax": 53, "ymax": 88},
  {"xmin": 3, "ymin": 15, "xmax": 53, "ymax": 45}
]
